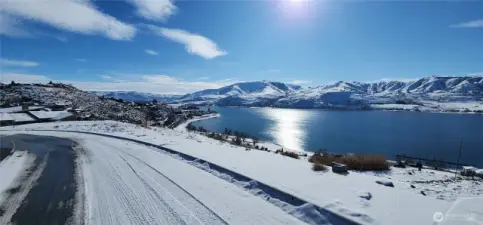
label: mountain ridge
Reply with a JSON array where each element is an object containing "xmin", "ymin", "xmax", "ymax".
[{"xmin": 91, "ymin": 76, "xmax": 483, "ymax": 112}]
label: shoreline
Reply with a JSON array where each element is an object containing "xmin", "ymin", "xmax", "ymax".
[
  {"xmin": 173, "ymin": 113, "xmax": 220, "ymax": 132},
  {"xmin": 175, "ymin": 113, "xmax": 302, "ymax": 154},
  {"xmin": 191, "ymin": 104, "xmax": 483, "ymax": 115}
]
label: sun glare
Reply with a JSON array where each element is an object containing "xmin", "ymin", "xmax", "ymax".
[{"xmin": 278, "ymin": 0, "xmax": 315, "ymax": 19}]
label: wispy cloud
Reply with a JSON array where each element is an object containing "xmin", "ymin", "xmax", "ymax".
[
  {"xmin": 127, "ymin": 0, "xmax": 176, "ymax": 21},
  {"xmin": 289, "ymin": 80, "xmax": 312, "ymax": 85},
  {"xmin": 75, "ymin": 58, "xmax": 87, "ymax": 62},
  {"xmin": 0, "ymin": 13, "xmax": 32, "ymax": 37},
  {"xmin": 145, "ymin": 49, "xmax": 159, "ymax": 55},
  {"xmin": 451, "ymin": 19, "xmax": 483, "ymax": 28},
  {"xmin": 263, "ymin": 69, "xmax": 281, "ymax": 73},
  {"xmin": 2, "ymin": 73, "xmax": 239, "ymax": 94},
  {"xmin": 149, "ymin": 25, "xmax": 226, "ymax": 59},
  {"xmin": 196, "ymin": 76, "xmax": 210, "ymax": 80},
  {"xmin": 1, "ymin": 73, "xmax": 50, "ymax": 83},
  {"xmin": 56, "ymin": 36, "xmax": 68, "ymax": 42},
  {"xmin": 1, "ymin": 0, "xmax": 136, "ymax": 40},
  {"xmin": 0, "ymin": 58, "xmax": 39, "ymax": 67}
]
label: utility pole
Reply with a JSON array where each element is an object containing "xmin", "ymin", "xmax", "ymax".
[{"xmin": 455, "ymin": 139, "xmax": 463, "ymax": 178}]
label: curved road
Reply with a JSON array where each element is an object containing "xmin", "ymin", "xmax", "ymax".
[
  {"xmin": 0, "ymin": 133, "xmax": 303, "ymax": 225},
  {"xmin": 0, "ymin": 134, "xmax": 227, "ymax": 225}
]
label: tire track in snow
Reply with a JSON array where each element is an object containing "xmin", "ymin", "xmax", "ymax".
[
  {"xmin": 81, "ymin": 139, "xmax": 227, "ymax": 225},
  {"xmin": 105, "ymin": 142, "xmax": 228, "ymax": 225},
  {"xmin": 85, "ymin": 141, "xmax": 186, "ymax": 225}
]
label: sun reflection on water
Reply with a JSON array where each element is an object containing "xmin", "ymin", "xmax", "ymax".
[{"xmin": 259, "ymin": 108, "xmax": 310, "ymax": 151}]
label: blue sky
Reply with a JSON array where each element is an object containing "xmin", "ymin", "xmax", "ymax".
[{"xmin": 1, "ymin": 0, "xmax": 482, "ymax": 94}]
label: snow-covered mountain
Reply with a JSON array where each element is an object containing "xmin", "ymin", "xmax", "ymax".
[
  {"xmin": 178, "ymin": 81, "xmax": 301, "ymax": 106},
  {"xmin": 90, "ymin": 91, "xmax": 183, "ymax": 102},
  {"xmin": 177, "ymin": 76, "xmax": 483, "ymax": 112}
]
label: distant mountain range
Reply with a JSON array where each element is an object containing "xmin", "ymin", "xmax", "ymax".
[
  {"xmin": 90, "ymin": 91, "xmax": 183, "ymax": 102},
  {"xmin": 93, "ymin": 77, "xmax": 483, "ymax": 112}
]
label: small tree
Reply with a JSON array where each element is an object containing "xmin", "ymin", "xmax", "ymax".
[
  {"xmin": 186, "ymin": 123, "xmax": 196, "ymax": 131},
  {"xmin": 240, "ymin": 132, "xmax": 247, "ymax": 142},
  {"xmin": 252, "ymin": 136, "xmax": 259, "ymax": 145},
  {"xmin": 233, "ymin": 136, "xmax": 242, "ymax": 145}
]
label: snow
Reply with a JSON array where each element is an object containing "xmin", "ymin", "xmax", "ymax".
[
  {"xmin": 1, "ymin": 131, "xmax": 304, "ymax": 225},
  {"xmin": 0, "ymin": 106, "xmax": 43, "ymax": 113},
  {"xmin": 29, "ymin": 111, "xmax": 73, "ymax": 120},
  {"xmin": 369, "ymin": 104, "xmax": 420, "ymax": 110},
  {"xmin": 174, "ymin": 113, "xmax": 220, "ymax": 132},
  {"xmin": 8, "ymin": 113, "xmax": 36, "ymax": 122},
  {"xmin": 4, "ymin": 120, "xmax": 482, "ymax": 224},
  {"xmin": 0, "ymin": 113, "xmax": 15, "ymax": 121},
  {"xmin": 0, "ymin": 151, "xmax": 35, "ymax": 204},
  {"xmin": 175, "ymin": 76, "xmax": 483, "ymax": 113}
]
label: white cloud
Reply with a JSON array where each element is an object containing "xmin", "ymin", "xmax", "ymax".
[
  {"xmin": 145, "ymin": 49, "xmax": 159, "ymax": 55},
  {"xmin": 149, "ymin": 26, "xmax": 226, "ymax": 59},
  {"xmin": 1, "ymin": 0, "xmax": 136, "ymax": 40},
  {"xmin": 0, "ymin": 13, "xmax": 31, "ymax": 37},
  {"xmin": 289, "ymin": 80, "xmax": 312, "ymax": 85},
  {"xmin": 100, "ymin": 75, "xmax": 113, "ymax": 80},
  {"xmin": 0, "ymin": 58, "xmax": 39, "ymax": 67},
  {"xmin": 128, "ymin": 0, "xmax": 176, "ymax": 21},
  {"xmin": 264, "ymin": 69, "xmax": 281, "ymax": 73},
  {"xmin": 197, "ymin": 76, "xmax": 210, "ymax": 80},
  {"xmin": 469, "ymin": 72, "xmax": 483, "ymax": 77},
  {"xmin": 75, "ymin": 58, "xmax": 87, "ymax": 62},
  {"xmin": 451, "ymin": 19, "xmax": 483, "ymax": 28},
  {"xmin": 1, "ymin": 73, "xmax": 239, "ymax": 94},
  {"xmin": 0, "ymin": 73, "xmax": 50, "ymax": 83}
]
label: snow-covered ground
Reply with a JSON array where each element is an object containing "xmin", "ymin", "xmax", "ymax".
[
  {"xmin": 0, "ymin": 150, "xmax": 35, "ymax": 203},
  {"xmin": 1, "ymin": 131, "xmax": 304, "ymax": 225},
  {"xmin": 0, "ymin": 106, "xmax": 44, "ymax": 113},
  {"xmin": 3, "ymin": 120, "xmax": 482, "ymax": 224}
]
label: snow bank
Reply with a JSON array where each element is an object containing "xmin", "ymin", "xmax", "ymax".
[{"xmin": 0, "ymin": 151, "xmax": 35, "ymax": 204}]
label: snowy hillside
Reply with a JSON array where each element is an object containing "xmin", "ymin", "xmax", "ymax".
[
  {"xmin": 0, "ymin": 83, "xmax": 174, "ymax": 124},
  {"xmin": 174, "ymin": 76, "xmax": 483, "ymax": 112},
  {"xmin": 90, "ymin": 91, "xmax": 183, "ymax": 102}
]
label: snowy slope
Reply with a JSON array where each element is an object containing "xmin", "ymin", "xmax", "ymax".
[
  {"xmin": 178, "ymin": 81, "xmax": 301, "ymax": 105},
  {"xmin": 0, "ymin": 84, "xmax": 173, "ymax": 124},
  {"xmin": 4, "ymin": 121, "xmax": 482, "ymax": 225}
]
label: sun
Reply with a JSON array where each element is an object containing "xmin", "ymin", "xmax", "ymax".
[{"xmin": 278, "ymin": 0, "xmax": 315, "ymax": 19}]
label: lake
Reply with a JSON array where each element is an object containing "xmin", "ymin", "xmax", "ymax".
[{"xmin": 192, "ymin": 107, "xmax": 483, "ymax": 167}]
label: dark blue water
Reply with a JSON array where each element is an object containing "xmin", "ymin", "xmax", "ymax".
[{"xmin": 192, "ymin": 107, "xmax": 483, "ymax": 167}]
